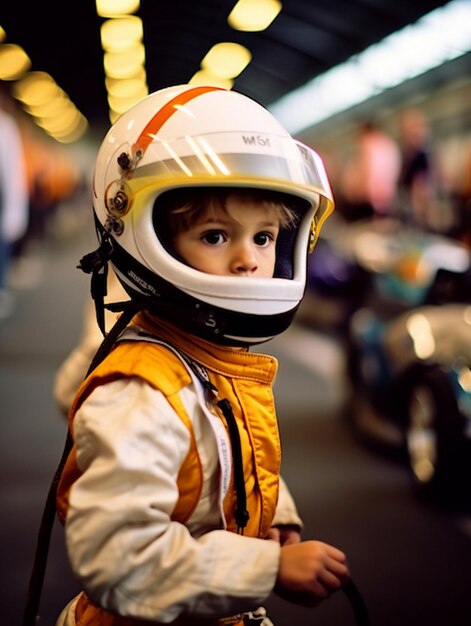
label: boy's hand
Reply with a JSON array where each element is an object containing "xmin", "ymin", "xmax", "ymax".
[{"xmin": 275, "ymin": 540, "xmax": 349, "ymax": 607}]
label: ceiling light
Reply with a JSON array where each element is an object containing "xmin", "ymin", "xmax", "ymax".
[
  {"xmin": 43, "ymin": 113, "xmax": 88, "ymax": 144},
  {"xmin": 96, "ymin": 0, "xmax": 139, "ymax": 17},
  {"xmin": 0, "ymin": 44, "xmax": 31, "ymax": 80},
  {"xmin": 109, "ymin": 110, "xmax": 122, "ymax": 124},
  {"xmin": 188, "ymin": 70, "xmax": 233, "ymax": 90},
  {"xmin": 26, "ymin": 93, "xmax": 71, "ymax": 119},
  {"xmin": 201, "ymin": 42, "xmax": 252, "ymax": 79},
  {"xmin": 105, "ymin": 76, "xmax": 147, "ymax": 99},
  {"xmin": 228, "ymin": 0, "xmax": 282, "ymax": 32},
  {"xmin": 13, "ymin": 71, "xmax": 61, "ymax": 106},
  {"xmin": 103, "ymin": 43, "xmax": 145, "ymax": 79},
  {"xmin": 37, "ymin": 107, "xmax": 82, "ymax": 134},
  {"xmin": 107, "ymin": 91, "xmax": 148, "ymax": 115},
  {"xmin": 100, "ymin": 16, "xmax": 143, "ymax": 52}
]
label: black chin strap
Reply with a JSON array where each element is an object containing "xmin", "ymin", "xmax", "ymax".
[
  {"xmin": 85, "ymin": 300, "xmax": 142, "ymax": 376},
  {"xmin": 77, "ymin": 234, "xmax": 114, "ymax": 337}
]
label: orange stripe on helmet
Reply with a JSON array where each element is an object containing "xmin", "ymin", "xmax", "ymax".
[{"xmin": 132, "ymin": 86, "xmax": 225, "ymax": 158}]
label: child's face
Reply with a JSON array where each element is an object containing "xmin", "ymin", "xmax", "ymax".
[{"xmin": 172, "ymin": 195, "xmax": 280, "ymax": 277}]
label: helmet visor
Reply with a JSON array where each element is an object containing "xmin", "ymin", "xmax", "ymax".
[{"xmin": 105, "ymin": 131, "xmax": 334, "ymax": 242}]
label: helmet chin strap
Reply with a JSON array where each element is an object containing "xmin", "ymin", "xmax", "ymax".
[
  {"xmin": 77, "ymin": 232, "xmax": 115, "ymax": 337},
  {"xmin": 77, "ymin": 231, "xmax": 152, "ymax": 375},
  {"xmin": 85, "ymin": 300, "xmax": 142, "ymax": 377}
]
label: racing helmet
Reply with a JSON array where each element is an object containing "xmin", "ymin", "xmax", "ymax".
[{"xmin": 89, "ymin": 84, "xmax": 334, "ymax": 345}]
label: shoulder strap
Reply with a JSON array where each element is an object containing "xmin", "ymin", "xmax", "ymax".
[
  {"xmin": 120, "ymin": 328, "xmax": 249, "ymax": 532},
  {"xmin": 22, "ymin": 302, "xmax": 141, "ymax": 626}
]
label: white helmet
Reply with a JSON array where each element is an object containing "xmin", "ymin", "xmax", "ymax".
[{"xmin": 87, "ymin": 84, "xmax": 334, "ymax": 345}]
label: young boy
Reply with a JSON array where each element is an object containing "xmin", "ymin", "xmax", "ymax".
[{"xmin": 55, "ymin": 85, "xmax": 348, "ymax": 626}]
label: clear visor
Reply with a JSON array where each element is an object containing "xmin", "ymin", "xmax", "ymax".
[{"xmin": 105, "ymin": 131, "xmax": 334, "ymax": 242}]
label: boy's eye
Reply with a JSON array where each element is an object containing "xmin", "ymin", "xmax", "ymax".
[
  {"xmin": 254, "ymin": 232, "xmax": 275, "ymax": 247},
  {"xmin": 202, "ymin": 230, "xmax": 225, "ymax": 245}
]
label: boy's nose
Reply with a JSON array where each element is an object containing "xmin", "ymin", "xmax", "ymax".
[{"xmin": 230, "ymin": 242, "xmax": 258, "ymax": 275}]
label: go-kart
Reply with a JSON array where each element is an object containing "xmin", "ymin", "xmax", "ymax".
[{"xmin": 341, "ymin": 219, "xmax": 471, "ymax": 502}]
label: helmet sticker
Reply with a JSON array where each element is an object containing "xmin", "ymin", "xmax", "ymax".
[{"xmin": 131, "ymin": 85, "xmax": 224, "ymax": 159}]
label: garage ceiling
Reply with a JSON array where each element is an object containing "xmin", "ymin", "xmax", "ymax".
[{"xmin": 0, "ymin": 0, "xmax": 453, "ymax": 135}]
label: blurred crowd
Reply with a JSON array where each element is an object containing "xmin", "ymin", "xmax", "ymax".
[
  {"xmin": 328, "ymin": 107, "xmax": 471, "ymax": 247},
  {"xmin": 0, "ymin": 86, "xmax": 87, "ymax": 319}
]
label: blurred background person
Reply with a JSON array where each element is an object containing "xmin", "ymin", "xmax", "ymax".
[
  {"xmin": 337, "ymin": 119, "xmax": 402, "ymax": 222},
  {"xmin": 8, "ymin": 126, "xmax": 82, "ymax": 289},
  {"xmin": 0, "ymin": 88, "xmax": 28, "ymax": 319},
  {"xmin": 397, "ymin": 108, "xmax": 438, "ymax": 230},
  {"xmin": 452, "ymin": 142, "xmax": 471, "ymax": 247},
  {"xmin": 437, "ymin": 134, "xmax": 471, "ymax": 246}
]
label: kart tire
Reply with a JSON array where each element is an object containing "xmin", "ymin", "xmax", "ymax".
[{"xmin": 406, "ymin": 367, "xmax": 464, "ymax": 501}]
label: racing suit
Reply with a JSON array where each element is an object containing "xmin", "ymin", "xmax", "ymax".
[{"xmin": 56, "ymin": 313, "xmax": 302, "ymax": 625}]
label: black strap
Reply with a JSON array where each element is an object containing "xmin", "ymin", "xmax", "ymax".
[
  {"xmin": 22, "ymin": 432, "xmax": 73, "ymax": 626},
  {"xmin": 141, "ymin": 336, "xmax": 249, "ymax": 533},
  {"xmin": 86, "ymin": 301, "xmax": 142, "ymax": 377},
  {"xmin": 343, "ymin": 578, "xmax": 370, "ymax": 626},
  {"xmin": 77, "ymin": 234, "xmax": 114, "ymax": 337},
  {"xmin": 215, "ymin": 398, "xmax": 249, "ymax": 532},
  {"xmin": 22, "ymin": 301, "xmax": 142, "ymax": 626}
]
